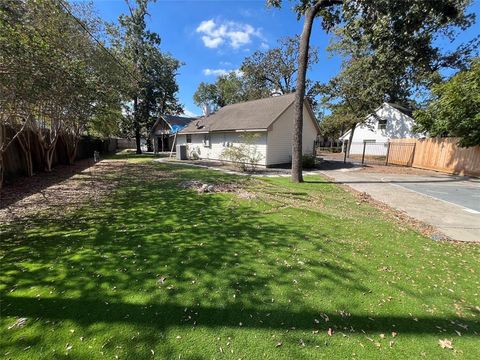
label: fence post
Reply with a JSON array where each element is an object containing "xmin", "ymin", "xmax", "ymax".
[
  {"xmin": 385, "ymin": 141, "xmax": 391, "ymax": 166},
  {"xmin": 409, "ymin": 142, "xmax": 416, "ymax": 167},
  {"xmin": 343, "ymin": 141, "xmax": 347, "ymax": 163},
  {"xmin": 361, "ymin": 141, "xmax": 366, "ymax": 165}
]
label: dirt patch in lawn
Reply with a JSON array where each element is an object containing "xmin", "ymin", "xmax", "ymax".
[
  {"xmin": 359, "ymin": 165, "xmax": 445, "ymax": 176},
  {"xmin": 0, "ymin": 159, "xmax": 127, "ymax": 224},
  {"xmin": 178, "ymin": 180, "xmax": 256, "ymax": 199}
]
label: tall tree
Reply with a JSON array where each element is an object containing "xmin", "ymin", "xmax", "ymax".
[
  {"xmin": 241, "ymin": 35, "xmax": 320, "ymax": 98},
  {"xmin": 193, "ymin": 35, "xmax": 320, "ymax": 112},
  {"xmin": 268, "ymin": 0, "xmax": 475, "ymax": 182},
  {"xmin": 118, "ymin": 0, "xmax": 182, "ymax": 154},
  {"xmin": 193, "ymin": 71, "xmax": 269, "ymax": 110},
  {"xmin": 414, "ymin": 58, "xmax": 480, "ymax": 147},
  {"xmin": 193, "ymin": 82, "xmax": 220, "ymax": 112},
  {"xmin": 0, "ymin": 0, "xmax": 127, "ymax": 181}
]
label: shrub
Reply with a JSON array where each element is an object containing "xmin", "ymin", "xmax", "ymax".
[
  {"xmin": 221, "ymin": 133, "xmax": 264, "ymax": 172},
  {"xmin": 302, "ymin": 155, "xmax": 316, "ymax": 169}
]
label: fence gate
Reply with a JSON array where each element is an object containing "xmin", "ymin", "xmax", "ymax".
[
  {"xmin": 343, "ymin": 141, "xmax": 416, "ymax": 166},
  {"xmin": 386, "ymin": 141, "xmax": 416, "ymax": 166}
]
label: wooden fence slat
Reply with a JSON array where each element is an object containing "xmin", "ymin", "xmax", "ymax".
[{"xmin": 389, "ymin": 138, "xmax": 480, "ymax": 177}]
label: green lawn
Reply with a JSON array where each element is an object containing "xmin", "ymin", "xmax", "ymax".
[{"xmin": 1, "ymin": 156, "xmax": 479, "ymax": 359}]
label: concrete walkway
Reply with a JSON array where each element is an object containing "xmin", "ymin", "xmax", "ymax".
[{"xmin": 317, "ymin": 167, "xmax": 480, "ymax": 243}]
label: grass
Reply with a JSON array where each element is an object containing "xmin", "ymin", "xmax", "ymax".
[{"xmin": 1, "ymin": 155, "xmax": 479, "ymax": 359}]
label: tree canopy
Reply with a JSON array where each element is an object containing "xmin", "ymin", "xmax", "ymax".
[
  {"xmin": 268, "ymin": 0, "xmax": 476, "ymax": 181},
  {"xmin": 115, "ymin": 0, "xmax": 183, "ymax": 153},
  {"xmin": 193, "ymin": 36, "xmax": 320, "ymax": 111},
  {"xmin": 414, "ymin": 58, "xmax": 480, "ymax": 147},
  {"xmin": 0, "ymin": 0, "xmax": 127, "ymax": 179}
]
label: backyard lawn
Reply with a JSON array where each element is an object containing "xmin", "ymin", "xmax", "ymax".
[{"xmin": 1, "ymin": 155, "xmax": 479, "ymax": 359}]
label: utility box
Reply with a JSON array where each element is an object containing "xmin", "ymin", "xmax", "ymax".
[{"xmin": 176, "ymin": 144, "xmax": 187, "ymax": 160}]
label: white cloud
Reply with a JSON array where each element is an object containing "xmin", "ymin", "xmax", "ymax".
[
  {"xmin": 203, "ymin": 68, "xmax": 228, "ymax": 76},
  {"xmin": 196, "ymin": 19, "xmax": 263, "ymax": 49},
  {"xmin": 203, "ymin": 68, "xmax": 244, "ymax": 77},
  {"xmin": 202, "ymin": 35, "xmax": 224, "ymax": 49},
  {"xmin": 182, "ymin": 108, "xmax": 198, "ymax": 117},
  {"xmin": 260, "ymin": 42, "xmax": 269, "ymax": 50}
]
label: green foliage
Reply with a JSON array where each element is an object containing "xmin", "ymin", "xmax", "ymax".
[
  {"xmin": 301, "ymin": 154, "xmax": 316, "ymax": 168},
  {"xmin": 193, "ymin": 82, "xmax": 220, "ymax": 109},
  {"xmin": 115, "ymin": 0, "xmax": 183, "ymax": 146},
  {"xmin": 241, "ymin": 36, "xmax": 320, "ymax": 97},
  {"xmin": 221, "ymin": 133, "xmax": 264, "ymax": 171},
  {"xmin": 414, "ymin": 59, "xmax": 480, "ymax": 147},
  {"xmin": 314, "ymin": 0, "xmax": 477, "ymax": 144},
  {"xmin": 0, "ymin": 0, "xmax": 128, "ymax": 171},
  {"xmin": 193, "ymin": 36, "xmax": 320, "ymax": 109}
]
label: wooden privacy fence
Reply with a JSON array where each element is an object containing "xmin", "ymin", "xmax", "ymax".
[{"xmin": 388, "ymin": 138, "xmax": 480, "ymax": 177}]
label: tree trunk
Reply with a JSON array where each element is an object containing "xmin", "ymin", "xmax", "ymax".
[
  {"xmin": 67, "ymin": 139, "xmax": 79, "ymax": 165},
  {"xmin": 134, "ymin": 96, "xmax": 142, "ymax": 154},
  {"xmin": 41, "ymin": 139, "xmax": 58, "ymax": 172},
  {"xmin": 0, "ymin": 155, "xmax": 4, "ymax": 190},
  {"xmin": 347, "ymin": 123, "xmax": 356, "ymax": 157},
  {"xmin": 45, "ymin": 146, "xmax": 55, "ymax": 171},
  {"xmin": 291, "ymin": 3, "xmax": 322, "ymax": 183},
  {"xmin": 17, "ymin": 131, "xmax": 33, "ymax": 177}
]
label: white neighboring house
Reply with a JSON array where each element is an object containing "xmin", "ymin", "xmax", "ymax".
[
  {"xmin": 176, "ymin": 93, "xmax": 320, "ymax": 167},
  {"xmin": 339, "ymin": 102, "xmax": 419, "ymax": 155}
]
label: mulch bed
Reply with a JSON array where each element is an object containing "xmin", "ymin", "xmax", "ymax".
[{"xmin": 0, "ymin": 159, "xmax": 125, "ymax": 224}]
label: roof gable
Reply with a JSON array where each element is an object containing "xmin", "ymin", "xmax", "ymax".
[{"xmin": 151, "ymin": 114, "xmax": 197, "ymax": 134}]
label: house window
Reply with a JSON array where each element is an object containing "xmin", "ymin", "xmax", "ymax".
[
  {"xmin": 203, "ymin": 134, "xmax": 211, "ymax": 147},
  {"xmin": 186, "ymin": 134, "xmax": 192, "ymax": 143},
  {"xmin": 378, "ymin": 119, "xmax": 387, "ymax": 130}
]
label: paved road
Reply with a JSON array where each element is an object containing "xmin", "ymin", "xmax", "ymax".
[
  {"xmin": 377, "ymin": 174, "xmax": 480, "ymax": 213},
  {"xmin": 317, "ymin": 167, "xmax": 480, "ymax": 242}
]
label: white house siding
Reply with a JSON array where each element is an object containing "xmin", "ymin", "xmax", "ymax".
[
  {"xmin": 266, "ymin": 103, "xmax": 318, "ymax": 165},
  {"xmin": 178, "ymin": 132, "xmax": 268, "ymax": 166},
  {"xmin": 344, "ymin": 103, "xmax": 419, "ymax": 155}
]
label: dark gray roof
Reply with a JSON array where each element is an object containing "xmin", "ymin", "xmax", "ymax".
[
  {"xmin": 386, "ymin": 103, "xmax": 413, "ymax": 117},
  {"xmin": 180, "ymin": 93, "xmax": 299, "ymax": 134}
]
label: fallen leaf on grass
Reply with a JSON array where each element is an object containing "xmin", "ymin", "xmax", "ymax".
[
  {"xmin": 275, "ymin": 342, "xmax": 283, "ymax": 348},
  {"xmin": 327, "ymin": 328, "xmax": 334, "ymax": 336},
  {"xmin": 438, "ymin": 339, "xmax": 453, "ymax": 349},
  {"xmin": 8, "ymin": 317, "xmax": 28, "ymax": 330}
]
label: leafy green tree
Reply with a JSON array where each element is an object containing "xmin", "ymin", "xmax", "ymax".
[
  {"xmin": 268, "ymin": 0, "xmax": 475, "ymax": 182},
  {"xmin": 193, "ymin": 36, "xmax": 319, "ymax": 112},
  {"xmin": 241, "ymin": 36, "xmax": 320, "ymax": 98},
  {"xmin": 117, "ymin": 0, "xmax": 183, "ymax": 153},
  {"xmin": 0, "ymin": 0, "xmax": 127, "ymax": 179},
  {"xmin": 193, "ymin": 82, "xmax": 221, "ymax": 111},
  {"xmin": 193, "ymin": 71, "xmax": 270, "ymax": 111},
  {"xmin": 414, "ymin": 59, "xmax": 480, "ymax": 147}
]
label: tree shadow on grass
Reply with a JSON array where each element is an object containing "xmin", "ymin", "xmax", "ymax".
[{"xmin": 1, "ymin": 161, "xmax": 479, "ymax": 358}]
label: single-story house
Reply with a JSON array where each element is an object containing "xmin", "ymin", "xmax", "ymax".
[
  {"xmin": 150, "ymin": 114, "xmax": 198, "ymax": 152},
  {"xmin": 176, "ymin": 93, "xmax": 320, "ymax": 167},
  {"xmin": 339, "ymin": 102, "xmax": 419, "ymax": 155}
]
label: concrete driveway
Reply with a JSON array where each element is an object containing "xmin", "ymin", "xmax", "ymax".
[{"xmin": 317, "ymin": 164, "xmax": 480, "ymax": 242}]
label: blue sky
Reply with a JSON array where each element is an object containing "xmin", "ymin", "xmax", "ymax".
[{"xmin": 86, "ymin": 0, "xmax": 479, "ymax": 116}]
